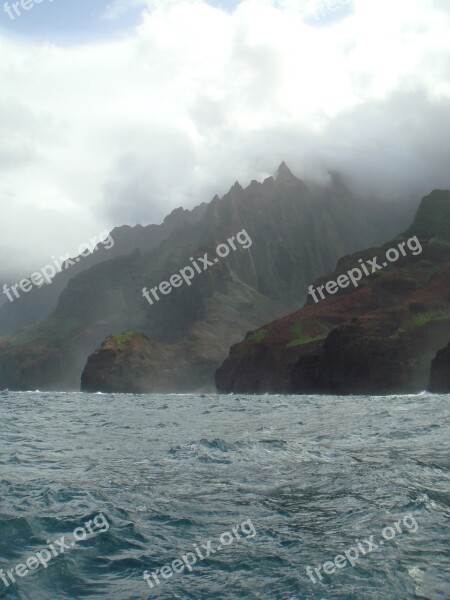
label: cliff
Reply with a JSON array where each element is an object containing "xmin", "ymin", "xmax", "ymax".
[
  {"xmin": 429, "ymin": 343, "xmax": 450, "ymax": 393},
  {"xmin": 0, "ymin": 204, "xmax": 207, "ymax": 337},
  {"xmin": 216, "ymin": 190, "xmax": 450, "ymax": 395},
  {"xmin": 0, "ymin": 164, "xmax": 414, "ymax": 392}
]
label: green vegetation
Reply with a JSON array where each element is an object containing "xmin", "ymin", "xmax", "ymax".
[
  {"xmin": 428, "ymin": 238, "xmax": 450, "ymax": 249},
  {"xmin": 392, "ymin": 308, "xmax": 450, "ymax": 338},
  {"xmin": 7, "ymin": 316, "xmax": 81, "ymax": 347},
  {"xmin": 111, "ymin": 330, "xmax": 135, "ymax": 349},
  {"xmin": 286, "ymin": 320, "xmax": 331, "ymax": 348},
  {"xmin": 418, "ymin": 259, "xmax": 435, "ymax": 268},
  {"xmin": 248, "ymin": 329, "xmax": 268, "ymax": 343},
  {"xmin": 412, "ymin": 309, "xmax": 450, "ymax": 328}
]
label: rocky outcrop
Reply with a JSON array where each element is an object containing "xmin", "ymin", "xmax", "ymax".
[
  {"xmin": 81, "ymin": 332, "xmax": 216, "ymax": 393},
  {"xmin": 216, "ymin": 190, "xmax": 450, "ymax": 395},
  {"xmin": 0, "ymin": 163, "xmax": 415, "ymax": 392},
  {"xmin": 429, "ymin": 343, "xmax": 450, "ymax": 393}
]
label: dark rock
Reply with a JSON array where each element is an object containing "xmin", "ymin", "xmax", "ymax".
[
  {"xmin": 429, "ymin": 343, "xmax": 450, "ymax": 393},
  {"xmin": 0, "ymin": 163, "xmax": 416, "ymax": 392},
  {"xmin": 216, "ymin": 190, "xmax": 450, "ymax": 395},
  {"xmin": 81, "ymin": 332, "xmax": 215, "ymax": 394}
]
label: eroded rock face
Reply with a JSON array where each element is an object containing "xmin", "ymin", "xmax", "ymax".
[
  {"xmin": 216, "ymin": 190, "xmax": 450, "ymax": 395},
  {"xmin": 81, "ymin": 332, "xmax": 216, "ymax": 393},
  {"xmin": 1, "ymin": 163, "xmax": 409, "ymax": 392},
  {"xmin": 429, "ymin": 343, "xmax": 450, "ymax": 393}
]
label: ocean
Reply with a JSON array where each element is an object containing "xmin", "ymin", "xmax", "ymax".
[{"xmin": 0, "ymin": 390, "xmax": 449, "ymax": 599}]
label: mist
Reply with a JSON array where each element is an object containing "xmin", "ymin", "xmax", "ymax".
[{"xmin": 1, "ymin": 0, "xmax": 449, "ymax": 277}]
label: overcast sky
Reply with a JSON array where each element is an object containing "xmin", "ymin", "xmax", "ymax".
[{"xmin": 0, "ymin": 0, "xmax": 449, "ymax": 276}]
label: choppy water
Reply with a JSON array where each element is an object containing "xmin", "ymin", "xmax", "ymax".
[{"xmin": 0, "ymin": 391, "xmax": 449, "ymax": 600}]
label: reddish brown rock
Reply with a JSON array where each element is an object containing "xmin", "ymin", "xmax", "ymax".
[{"xmin": 216, "ymin": 190, "xmax": 450, "ymax": 395}]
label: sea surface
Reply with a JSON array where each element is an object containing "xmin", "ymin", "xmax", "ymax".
[{"xmin": 0, "ymin": 391, "xmax": 449, "ymax": 600}]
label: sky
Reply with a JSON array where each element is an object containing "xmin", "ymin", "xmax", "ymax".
[{"xmin": 0, "ymin": 0, "xmax": 450, "ymax": 277}]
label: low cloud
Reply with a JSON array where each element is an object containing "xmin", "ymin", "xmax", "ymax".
[{"xmin": 0, "ymin": 0, "xmax": 449, "ymax": 275}]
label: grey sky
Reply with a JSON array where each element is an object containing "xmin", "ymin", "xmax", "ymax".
[{"xmin": 0, "ymin": 0, "xmax": 449, "ymax": 277}]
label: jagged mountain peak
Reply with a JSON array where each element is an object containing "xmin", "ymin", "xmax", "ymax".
[
  {"xmin": 0, "ymin": 162, "xmax": 417, "ymax": 392},
  {"xmin": 275, "ymin": 161, "xmax": 298, "ymax": 182},
  {"xmin": 215, "ymin": 191, "xmax": 450, "ymax": 395},
  {"xmin": 163, "ymin": 206, "xmax": 184, "ymax": 222}
]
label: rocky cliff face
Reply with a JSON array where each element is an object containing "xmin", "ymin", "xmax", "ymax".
[
  {"xmin": 81, "ymin": 332, "xmax": 217, "ymax": 393},
  {"xmin": 216, "ymin": 190, "xmax": 450, "ymax": 395},
  {"xmin": 0, "ymin": 204, "xmax": 207, "ymax": 337},
  {"xmin": 0, "ymin": 164, "xmax": 414, "ymax": 392},
  {"xmin": 429, "ymin": 343, "xmax": 450, "ymax": 393}
]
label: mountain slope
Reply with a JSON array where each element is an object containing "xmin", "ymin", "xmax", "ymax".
[
  {"xmin": 0, "ymin": 164, "xmax": 414, "ymax": 392},
  {"xmin": 216, "ymin": 190, "xmax": 450, "ymax": 394},
  {"xmin": 0, "ymin": 204, "xmax": 207, "ymax": 336}
]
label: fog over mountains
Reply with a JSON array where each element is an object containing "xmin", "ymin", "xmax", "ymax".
[
  {"xmin": 1, "ymin": 0, "xmax": 449, "ymax": 278},
  {"xmin": 1, "ymin": 4, "xmax": 449, "ymax": 600},
  {"xmin": 0, "ymin": 164, "xmax": 417, "ymax": 392},
  {"xmin": 216, "ymin": 189, "xmax": 450, "ymax": 394}
]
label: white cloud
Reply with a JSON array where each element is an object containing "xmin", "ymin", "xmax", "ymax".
[
  {"xmin": 101, "ymin": 0, "xmax": 149, "ymax": 22},
  {"xmin": 0, "ymin": 0, "xmax": 449, "ymax": 274}
]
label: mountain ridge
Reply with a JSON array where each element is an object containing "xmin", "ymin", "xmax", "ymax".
[
  {"xmin": 0, "ymin": 202, "xmax": 208, "ymax": 337},
  {"xmin": 215, "ymin": 190, "xmax": 450, "ymax": 395},
  {"xmin": 0, "ymin": 163, "xmax": 417, "ymax": 392}
]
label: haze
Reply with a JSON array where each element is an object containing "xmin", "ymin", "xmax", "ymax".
[{"xmin": 1, "ymin": 0, "xmax": 449, "ymax": 278}]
